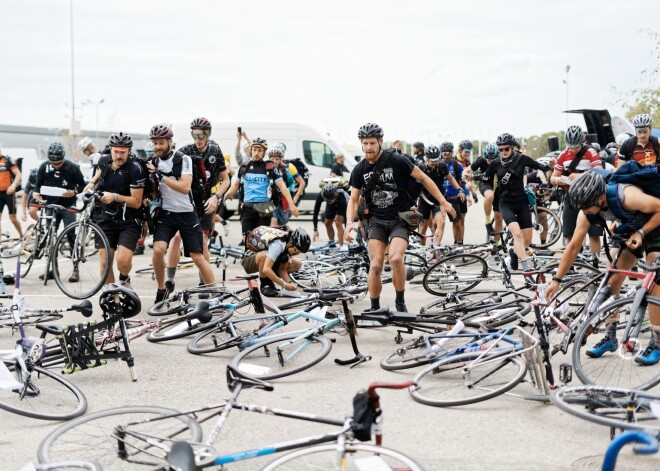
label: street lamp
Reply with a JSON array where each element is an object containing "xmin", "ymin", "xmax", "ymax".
[
  {"xmin": 563, "ymin": 65, "xmax": 571, "ymax": 127},
  {"xmin": 83, "ymin": 99, "xmax": 105, "ymax": 144}
]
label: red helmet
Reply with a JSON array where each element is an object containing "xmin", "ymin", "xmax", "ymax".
[
  {"xmin": 190, "ymin": 117, "xmax": 212, "ymax": 130},
  {"xmin": 149, "ymin": 123, "xmax": 173, "ymax": 139}
]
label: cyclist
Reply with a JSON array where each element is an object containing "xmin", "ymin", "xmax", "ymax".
[
  {"xmin": 411, "ymin": 142, "xmax": 425, "ymax": 166},
  {"xmin": 146, "ymin": 123, "xmax": 216, "ymax": 303},
  {"xmin": 84, "ymin": 132, "xmax": 145, "ymax": 287},
  {"xmin": 544, "ymin": 171, "xmax": 660, "ymax": 365},
  {"xmin": 226, "ymin": 138, "xmax": 299, "ymax": 237},
  {"xmin": 550, "ymin": 125, "xmax": 603, "ymax": 266},
  {"xmin": 345, "ymin": 123, "xmax": 456, "ymax": 312},
  {"xmin": 417, "ymin": 145, "xmax": 463, "ymax": 246},
  {"xmin": 464, "ymin": 143, "xmax": 502, "ymax": 237},
  {"xmin": 241, "ymin": 226, "xmax": 311, "ymax": 297},
  {"xmin": 268, "ymin": 144, "xmax": 305, "ymax": 226},
  {"xmin": 312, "ymin": 183, "xmax": 349, "ymax": 246},
  {"xmin": 617, "ymin": 113, "xmax": 659, "ymax": 168},
  {"xmin": 20, "ymin": 169, "xmax": 39, "ymax": 223},
  {"xmin": 164, "ymin": 117, "xmax": 230, "ymax": 291},
  {"xmin": 483, "ymin": 133, "xmax": 551, "ymax": 272},
  {"xmin": 330, "ymin": 153, "xmax": 349, "ymax": 177},
  {"xmin": 0, "ymin": 146, "xmax": 23, "ymax": 239},
  {"xmin": 78, "ymin": 136, "xmax": 103, "ymax": 181},
  {"xmin": 33, "ymin": 143, "xmax": 86, "ymax": 281},
  {"xmin": 457, "ymin": 139, "xmax": 478, "ymax": 203},
  {"xmin": 440, "ymin": 141, "xmax": 468, "ymax": 245}
]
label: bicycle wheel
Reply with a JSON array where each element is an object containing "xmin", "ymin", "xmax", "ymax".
[
  {"xmin": 530, "ymin": 207, "xmax": 562, "ymax": 249},
  {"xmin": 230, "ymin": 332, "xmax": 332, "ymax": 380},
  {"xmin": 572, "ymin": 296, "xmax": 660, "ymax": 390},
  {"xmin": 422, "ymin": 254, "xmax": 488, "ymax": 296},
  {"xmin": 0, "ymin": 360, "xmax": 87, "ymax": 420},
  {"xmin": 146, "ymin": 307, "xmax": 233, "ymax": 343},
  {"xmin": 187, "ymin": 317, "xmax": 271, "ymax": 355},
  {"xmin": 544, "ymin": 277, "xmax": 594, "ymax": 356},
  {"xmin": 263, "ymin": 443, "xmax": 424, "ymax": 471},
  {"xmin": 410, "ymin": 351, "xmax": 527, "ymax": 407},
  {"xmin": 0, "ymin": 311, "xmax": 63, "ymax": 328},
  {"xmin": 551, "ymin": 385, "xmax": 660, "ymax": 432},
  {"xmin": 291, "ymin": 260, "xmax": 347, "ymax": 289},
  {"xmin": 51, "ymin": 221, "xmax": 111, "ymax": 299},
  {"xmin": 37, "ymin": 406, "xmax": 203, "ymax": 468}
]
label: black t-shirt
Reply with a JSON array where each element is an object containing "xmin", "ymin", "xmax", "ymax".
[
  {"xmin": 34, "ymin": 160, "xmax": 85, "ymax": 207},
  {"xmin": 179, "ymin": 140, "xmax": 227, "ymax": 198},
  {"xmin": 485, "ymin": 152, "xmax": 548, "ymax": 202},
  {"xmin": 97, "ymin": 156, "xmax": 146, "ymax": 220},
  {"xmin": 349, "ymin": 151, "xmax": 415, "ymax": 218},
  {"xmin": 330, "ymin": 162, "xmax": 349, "ymax": 177},
  {"xmin": 418, "ymin": 162, "xmax": 449, "ymax": 204}
]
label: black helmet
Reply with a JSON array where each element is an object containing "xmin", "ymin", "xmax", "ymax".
[
  {"xmin": 459, "ymin": 139, "xmax": 473, "ymax": 151},
  {"xmin": 496, "ymin": 133, "xmax": 516, "ymax": 147},
  {"xmin": 357, "ymin": 123, "xmax": 384, "ymax": 139},
  {"xmin": 150, "ymin": 123, "xmax": 173, "ymax": 139},
  {"xmin": 109, "ymin": 132, "xmax": 133, "ymax": 148},
  {"xmin": 565, "ymin": 125, "xmax": 584, "ymax": 148},
  {"xmin": 190, "ymin": 117, "xmax": 212, "ymax": 130},
  {"xmin": 321, "ymin": 184, "xmax": 338, "ymax": 202},
  {"xmin": 568, "ymin": 171, "xmax": 606, "ymax": 210},
  {"xmin": 47, "ymin": 143, "xmax": 66, "ymax": 162},
  {"xmin": 99, "ymin": 284, "xmax": 142, "ymax": 318},
  {"xmin": 290, "ymin": 228, "xmax": 311, "ymax": 253},
  {"xmin": 426, "ymin": 145, "xmax": 441, "ymax": 161},
  {"xmin": 483, "ymin": 143, "xmax": 499, "ymax": 159},
  {"xmin": 413, "ymin": 141, "xmax": 425, "ymax": 149},
  {"xmin": 440, "ymin": 142, "xmax": 454, "ymax": 153}
]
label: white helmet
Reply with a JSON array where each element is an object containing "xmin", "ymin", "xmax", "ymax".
[
  {"xmin": 144, "ymin": 141, "xmax": 155, "ymax": 155},
  {"xmin": 615, "ymin": 133, "xmax": 630, "ymax": 147},
  {"xmin": 268, "ymin": 143, "xmax": 286, "ymax": 158},
  {"xmin": 78, "ymin": 137, "xmax": 93, "ymax": 153}
]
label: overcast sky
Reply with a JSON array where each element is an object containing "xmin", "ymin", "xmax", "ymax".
[{"xmin": 2, "ymin": 0, "xmax": 658, "ymax": 146}]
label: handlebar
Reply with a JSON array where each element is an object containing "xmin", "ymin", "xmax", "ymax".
[{"xmin": 367, "ymin": 381, "xmax": 415, "ymax": 400}]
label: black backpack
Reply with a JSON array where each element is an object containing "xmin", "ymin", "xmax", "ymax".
[
  {"xmin": 284, "ymin": 158, "xmax": 310, "ymax": 195},
  {"xmin": 156, "ymin": 152, "xmax": 204, "ymax": 209}
]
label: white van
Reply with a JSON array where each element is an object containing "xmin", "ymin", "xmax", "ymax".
[{"xmin": 171, "ymin": 122, "xmax": 359, "ymax": 213}]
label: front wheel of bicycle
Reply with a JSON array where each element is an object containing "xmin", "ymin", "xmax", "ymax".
[
  {"xmin": 51, "ymin": 221, "xmax": 111, "ymax": 299},
  {"xmin": 146, "ymin": 308, "xmax": 234, "ymax": 343},
  {"xmin": 230, "ymin": 332, "xmax": 332, "ymax": 380},
  {"xmin": 262, "ymin": 442, "xmax": 424, "ymax": 471},
  {"xmin": 530, "ymin": 207, "xmax": 562, "ymax": 248},
  {"xmin": 37, "ymin": 406, "xmax": 203, "ymax": 468},
  {"xmin": 572, "ymin": 296, "xmax": 660, "ymax": 390},
  {"xmin": 187, "ymin": 318, "xmax": 273, "ymax": 355},
  {"xmin": 0, "ymin": 361, "xmax": 87, "ymax": 421},
  {"xmin": 422, "ymin": 253, "xmax": 488, "ymax": 296},
  {"xmin": 409, "ymin": 351, "xmax": 527, "ymax": 407}
]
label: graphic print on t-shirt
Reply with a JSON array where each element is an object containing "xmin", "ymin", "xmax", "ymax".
[{"xmin": 366, "ymin": 167, "xmax": 397, "ymax": 209}]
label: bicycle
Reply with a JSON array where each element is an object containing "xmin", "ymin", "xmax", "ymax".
[{"xmin": 37, "ymin": 365, "xmax": 423, "ymax": 470}]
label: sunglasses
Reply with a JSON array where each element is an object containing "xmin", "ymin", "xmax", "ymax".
[
  {"xmin": 191, "ymin": 133, "xmax": 207, "ymax": 140},
  {"xmin": 498, "ymin": 146, "xmax": 512, "ymax": 152},
  {"xmin": 441, "ymin": 151, "xmax": 452, "ymax": 156}
]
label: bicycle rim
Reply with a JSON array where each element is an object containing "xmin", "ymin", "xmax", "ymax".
[
  {"xmin": 530, "ymin": 207, "xmax": 561, "ymax": 249},
  {"xmin": 422, "ymin": 254, "xmax": 487, "ymax": 296}
]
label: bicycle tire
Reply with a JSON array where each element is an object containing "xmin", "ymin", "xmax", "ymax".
[
  {"xmin": 422, "ymin": 253, "xmax": 488, "ymax": 296},
  {"xmin": 290, "ymin": 260, "xmax": 347, "ymax": 289},
  {"xmin": 0, "ymin": 311, "xmax": 64, "ymax": 328},
  {"xmin": 21, "ymin": 251, "xmax": 36, "ymax": 277},
  {"xmin": 409, "ymin": 351, "xmax": 527, "ymax": 407},
  {"xmin": 572, "ymin": 296, "xmax": 660, "ymax": 390},
  {"xmin": 262, "ymin": 443, "xmax": 425, "ymax": 471},
  {"xmin": 187, "ymin": 317, "xmax": 276, "ymax": 355},
  {"xmin": 551, "ymin": 385, "xmax": 660, "ymax": 432},
  {"xmin": 429, "ymin": 298, "xmax": 531, "ymax": 329},
  {"xmin": 148, "ymin": 288, "xmax": 233, "ymax": 316},
  {"xmin": 37, "ymin": 406, "xmax": 203, "ymax": 468},
  {"xmin": 146, "ymin": 307, "xmax": 233, "ymax": 343},
  {"xmin": 0, "ymin": 361, "xmax": 87, "ymax": 421},
  {"xmin": 530, "ymin": 207, "xmax": 562, "ymax": 249},
  {"xmin": 51, "ymin": 221, "xmax": 111, "ymax": 299},
  {"xmin": 230, "ymin": 332, "xmax": 332, "ymax": 380}
]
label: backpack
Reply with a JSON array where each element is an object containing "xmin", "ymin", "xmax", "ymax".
[
  {"xmin": 245, "ymin": 226, "xmax": 289, "ymax": 253},
  {"xmin": 156, "ymin": 152, "xmax": 201, "ymax": 208},
  {"xmin": 619, "ymin": 135, "xmax": 660, "ymax": 163},
  {"xmin": 319, "ymin": 176, "xmax": 350, "ymax": 190},
  {"xmin": 238, "ymin": 160, "xmax": 279, "ymax": 205},
  {"xmin": 285, "ymin": 158, "xmax": 310, "ymax": 194},
  {"xmin": 384, "ymin": 148, "xmax": 423, "ymax": 205}
]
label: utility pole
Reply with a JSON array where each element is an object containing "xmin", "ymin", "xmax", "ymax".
[{"xmin": 563, "ymin": 65, "xmax": 571, "ymax": 128}]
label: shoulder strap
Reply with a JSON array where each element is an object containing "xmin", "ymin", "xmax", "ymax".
[
  {"xmin": 363, "ymin": 151, "xmax": 392, "ymax": 208},
  {"xmin": 452, "ymin": 160, "xmax": 460, "ymax": 178},
  {"xmin": 567, "ymin": 145, "xmax": 592, "ymax": 173},
  {"xmin": 652, "ymin": 136, "xmax": 660, "ymax": 158},
  {"xmin": 619, "ymin": 137, "xmax": 637, "ymax": 160}
]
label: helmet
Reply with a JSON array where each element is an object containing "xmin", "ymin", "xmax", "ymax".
[
  {"xmin": 290, "ymin": 228, "xmax": 311, "ymax": 253},
  {"xmin": 108, "ymin": 132, "xmax": 133, "ymax": 148},
  {"xmin": 321, "ymin": 184, "xmax": 338, "ymax": 201},
  {"xmin": 426, "ymin": 145, "xmax": 441, "ymax": 161},
  {"xmin": 413, "ymin": 141, "xmax": 425, "ymax": 149},
  {"xmin": 632, "ymin": 113, "xmax": 653, "ymax": 129},
  {"xmin": 144, "ymin": 141, "xmax": 155, "ymax": 156},
  {"xmin": 77, "ymin": 137, "xmax": 93, "ymax": 153},
  {"xmin": 483, "ymin": 143, "xmax": 500, "ymax": 159},
  {"xmin": 47, "ymin": 143, "xmax": 66, "ymax": 162},
  {"xmin": 565, "ymin": 125, "xmax": 584, "ymax": 148},
  {"xmin": 496, "ymin": 133, "xmax": 516, "ymax": 147},
  {"xmin": 251, "ymin": 137, "xmax": 268, "ymax": 150},
  {"xmin": 605, "ymin": 142, "xmax": 617, "ymax": 152},
  {"xmin": 440, "ymin": 142, "xmax": 454, "ymax": 153},
  {"xmin": 268, "ymin": 143, "xmax": 286, "ymax": 158},
  {"xmin": 591, "ymin": 142, "xmax": 601, "ymax": 152},
  {"xmin": 568, "ymin": 171, "xmax": 606, "ymax": 210},
  {"xmin": 99, "ymin": 284, "xmax": 142, "ymax": 319},
  {"xmin": 149, "ymin": 123, "xmax": 173, "ymax": 139},
  {"xmin": 190, "ymin": 117, "xmax": 212, "ymax": 130},
  {"xmin": 459, "ymin": 139, "xmax": 473, "ymax": 151},
  {"xmin": 615, "ymin": 133, "xmax": 631, "ymax": 146},
  {"xmin": 357, "ymin": 123, "xmax": 384, "ymax": 139}
]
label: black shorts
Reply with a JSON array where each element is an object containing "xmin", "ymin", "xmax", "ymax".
[
  {"xmin": 241, "ymin": 205, "xmax": 271, "ymax": 235},
  {"xmin": 418, "ymin": 198, "xmax": 441, "ymax": 219},
  {"xmin": 154, "ymin": 211, "xmax": 204, "ymax": 256},
  {"xmin": 493, "ymin": 195, "xmax": 500, "ymax": 212},
  {"xmin": 610, "ymin": 229, "xmax": 660, "ymax": 259},
  {"xmin": 367, "ymin": 217, "xmax": 409, "ymax": 244},
  {"xmin": 478, "ymin": 182, "xmax": 494, "ymax": 197},
  {"xmin": 563, "ymin": 200, "xmax": 604, "ymax": 238},
  {"xmin": 0, "ymin": 191, "xmax": 16, "ymax": 214},
  {"xmin": 324, "ymin": 203, "xmax": 346, "ymax": 221},
  {"xmin": 199, "ymin": 211, "xmax": 214, "ymax": 234},
  {"xmin": 447, "ymin": 196, "xmax": 467, "ymax": 222},
  {"xmin": 499, "ymin": 198, "xmax": 533, "ymax": 229},
  {"xmin": 96, "ymin": 218, "xmax": 142, "ymax": 251}
]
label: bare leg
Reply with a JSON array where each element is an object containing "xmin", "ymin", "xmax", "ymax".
[
  {"xmin": 334, "ymin": 215, "xmax": 345, "ymax": 245},
  {"xmin": 190, "ymin": 252, "xmax": 215, "ymax": 285},
  {"xmin": 388, "ymin": 237, "xmax": 409, "ymax": 292},
  {"xmin": 152, "ymin": 241, "xmax": 168, "ymax": 290},
  {"xmin": 324, "ymin": 218, "xmax": 335, "ymax": 241},
  {"xmin": 100, "ymin": 248, "xmax": 116, "ymax": 284},
  {"xmin": 367, "ymin": 238, "xmax": 386, "ymax": 300},
  {"xmin": 115, "ymin": 245, "xmax": 135, "ymax": 278},
  {"xmin": 8, "ymin": 214, "xmax": 22, "ymax": 238}
]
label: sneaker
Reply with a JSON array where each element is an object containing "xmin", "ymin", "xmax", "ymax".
[
  {"xmin": 165, "ymin": 280, "xmax": 175, "ymax": 295},
  {"xmin": 39, "ymin": 271, "xmax": 54, "ymax": 281},
  {"xmin": 395, "ymin": 303, "xmax": 408, "ymax": 313},
  {"xmin": 586, "ymin": 337, "xmax": 618, "ymax": 358},
  {"xmin": 120, "ymin": 276, "xmax": 131, "ymax": 288},
  {"xmin": 635, "ymin": 344, "xmax": 660, "ymax": 366},
  {"xmin": 261, "ymin": 286, "xmax": 280, "ymax": 297},
  {"xmin": 133, "ymin": 244, "xmax": 145, "ymax": 255},
  {"xmin": 68, "ymin": 270, "xmax": 79, "ymax": 283},
  {"xmin": 485, "ymin": 222, "xmax": 495, "ymax": 236},
  {"xmin": 473, "ymin": 193, "xmax": 479, "ymax": 203},
  {"xmin": 508, "ymin": 248, "xmax": 519, "ymax": 271},
  {"xmin": 155, "ymin": 288, "xmax": 168, "ymax": 304}
]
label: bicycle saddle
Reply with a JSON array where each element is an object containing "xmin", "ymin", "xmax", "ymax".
[
  {"xmin": 226, "ymin": 364, "xmax": 274, "ymax": 392},
  {"xmin": 231, "ymin": 274, "xmax": 259, "ymax": 281},
  {"xmin": 36, "ymin": 324, "xmax": 63, "ymax": 335},
  {"xmin": 99, "ymin": 284, "xmax": 142, "ymax": 318}
]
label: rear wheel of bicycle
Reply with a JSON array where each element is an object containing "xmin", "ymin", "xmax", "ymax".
[
  {"xmin": 146, "ymin": 308, "xmax": 233, "ymax": 343},
  {"xmin": 187, "ymin": 317, "xmax": 277, "ymax": 355},
  {"xmin": 0, "ymin": 312, "xmax": 64, "ymax": 328},
  {"xmin": 551, "ymin": 385, "xmax": 660, "ymax": 432},
  {"xmin": 530, "ymin": 207, "xmax": 562, "ymax": 249},
  {"xmin": 0, "ymin": 361, "xmax": 87, "ymax": 420},
  {"xmin": 37, "ymin": 406, "xmax": 202, "ymax": 468},
  {"xmin": 291, "ymin": 260, "xmax": 347, "ymax": 289},
  {"xmin": 148, "ymin": 287, "xmax": 230, "ymax": 316},
  {"xmin": 263, "ymin": 443, "xmax": 424, "ymax": 471},
  {"xmin": 572, "ymin": 296, "xmax": 660, "ymax": 390},
  {"xmin": 409, "ymin": 351, "xmax": 527, "ymax": 407},
  {"xmin": 230, "ymin": 332, "xmax": 332, "ymax": 380},
  {"xmin": 52, "ymin": 221, "xmax": 111, "ymax": 299},
  {"xmin": 422, "ymin": 253, "xmax": 488, "ymax": 296}
]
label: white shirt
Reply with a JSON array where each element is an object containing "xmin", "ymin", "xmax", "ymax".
[{"xmin": 158, "ymin": 152, "xmax": 195, "ymax": 213}]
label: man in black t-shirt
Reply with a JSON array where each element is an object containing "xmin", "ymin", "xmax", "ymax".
[
  {"xmin": 346, "ymin": 123, "xmax": 455, "ymax": 312},
  {"xmin": 330, "ymin": 154, "xmax": 349, "ymax": 177},
  {"xmin": 84, "ymin": 132, "xmax": 145, "ymax": 287},
  {"xmin": 464, "ymin": 143, "xmax": 503, "ymax": 238}
]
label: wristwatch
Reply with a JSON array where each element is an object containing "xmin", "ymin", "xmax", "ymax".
[{"xmin": 638, "ymin": 229, "xmax": 645, "ymax": 238}]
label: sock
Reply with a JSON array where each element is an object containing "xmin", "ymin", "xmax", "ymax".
[
  {"xmin": 260, "ymin": 277, "xmax": 274, "ymax": 288},
  {"xmin": 521, "ymin": 259, "xmax": 530, "ymax": 271},
  {"xmin": 606, "ymin": 322, "xmax": 618, "ymax": 339},
  {"xmin": 649, "ymin": 327, "xmax": 660, "ymax": 347},
  {"xmin": 119, "ymin": 273, "xmax": 129, "ymax": 282},
  {"xmin": 166, "ymin": 267, "xmax": 176, "ymax": 282},
  {"xmin": 484, "ymin": 213, "xmax": 492, "ymax": 224},
  {"xmin": 371, "ymin": 298, "xmax": 380, "ymax": 310},
  {"xmin": 395, "ymin": 290, "xmax": 405, "ymax": 305}
]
